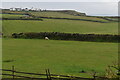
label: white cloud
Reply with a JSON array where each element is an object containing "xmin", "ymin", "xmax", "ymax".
[{"xmin": 1, "ymin": 0, "xmax": 119, "ymax": 2}]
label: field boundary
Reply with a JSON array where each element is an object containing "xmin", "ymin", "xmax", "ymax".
[
  {"xmin": 11, "ymin": 32, "xmax": 120, "ymax": 43},
  {"xmin": 0, "ymin": 18, "xmax": 43, "ymax": 21},
  {"xmin": 2, "ymin": 12, "xmax": 111, "ymax": 23},
  {"xmin": 1, "ymin": 66, "xmax": 94, "ymax": 80},
  {"xmin": 28, "ymin": 14, "xmax": 109, "ymax": 23},
  {"xmin": 1, "ymin": 66, "xmax": 117, "ymax": 80}
]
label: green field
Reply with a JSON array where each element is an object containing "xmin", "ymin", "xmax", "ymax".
[
  {"xmin": 30, "ymin": 12, "xmax": 108, "ymax": 22},
  {"xmin": 3, "ymin": 19, "xmax": 118, "ymax": 36},
  {"xmin": 3, "ymin": 38, "xmax": 118, "ymax": 77},
  {"xmin": 2, "ymin": 10, "xmax": 109, "ymax": 22},
  {"xmin": 2, "ymin": 10, "xmax": 118, "ymax": 78},
  {"xmin": 1, "ymin": 14, "xmax": 26, "ymax": 18}
]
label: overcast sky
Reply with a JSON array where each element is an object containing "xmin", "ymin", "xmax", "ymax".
[
  {"xmin": 2, "ymin": 2, "xmax": 118, "ymax": 16},
  {"xmin": 1, "ymin": 0, "xmax": 119, "ymax": 2},
  {"xmin": 1, "ymin": 0, "xmax": 119, "ymax": 16}
]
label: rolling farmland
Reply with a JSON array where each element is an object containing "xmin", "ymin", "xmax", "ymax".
[
  {"xmin": 2, "ymin": 19, "xmax": 118, "ymax": 36},
  {"xmin": 2, "ymin": 10, "xmax": 118, "ymax": 78},
  {"xmin": 3, "ymin": 38, "xmax": 118, "ymax": 77}
]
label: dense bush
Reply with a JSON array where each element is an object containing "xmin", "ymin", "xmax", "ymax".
[{"xmin": 12, "ymin": 32, "xmax": 120, "ymax": 42}]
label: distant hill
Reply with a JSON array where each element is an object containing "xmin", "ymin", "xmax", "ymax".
[
  {"xmin": 44, "ymin": 10, "xmax": 86, "ymax": 16},
  {"xmin": 2, "ymin": 9, "xmax": 118, "ymax": 22}
]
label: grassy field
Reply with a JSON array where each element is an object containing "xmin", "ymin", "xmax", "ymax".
[
  {"xmin": 2, "ymin": 38, "xmax": 118, "ymax": 77},
  {"xmin": 2, "ymin": 10, "xmax": 109, "ymax": 22},
  {"xmin": 1, "ymin": 14, "xmax": 26, "ymax": 18},
  {"xmin": 30, "ymin": 12, "xmax": 108, "ymax": 22},
  {"xmin": 2, "ymin": 11, "xmax": 118, "ymax": 78},
  {"xmin": 2, "ymin": 19, "xmax": 118, "ymax": 36}
]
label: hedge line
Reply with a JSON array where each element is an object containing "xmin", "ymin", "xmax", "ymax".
[
  {"xmin": 29, "ymin": 14, "xmax": 108, "ymax": 23},
  {"xmin": 2, "ymin": 12, "xmax": 108, "ymax": 23},
  {"xmin": 12, "ymin": 32, "xmax": 120, "ymax": 42},
  {"xmin": 2, "ymin": 12, "xmax": 29, "ymax": 15},
  {"xmin": 1, "ymin": 18, "xmax": 43, "ymax": 21},
  {"xmin": 37, "ymin": 16, "xmax": 108, "ymax": 23}
]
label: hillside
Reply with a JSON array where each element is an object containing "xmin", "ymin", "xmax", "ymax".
[
  {"xmin": 2, "ymin": 9, "xmax": 118, "ymax": 78},
  {"xmin": 1, "ymin": 10, "xmax": 118, "ymax": 36},
  {"xmin": 29, "ymin": 12, "xmax": 109, "ymax": 22},
  {"xmin": 2, "ymin": 9, "xmax": 111, "ymax": 22},
  {"xmin": 43, "ymin": 10, "xmax": 86, "ymax": 16},
  {"xmin": 3, "ymin": 19, "xmax": 118, "ymax": 36}
]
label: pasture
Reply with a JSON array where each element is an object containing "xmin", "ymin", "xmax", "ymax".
[
  {"xmin": 2, "ymin": 19, "xmax": 118, "ymax": 36},
  {"xmin": 2, "ymin": 11, "xmax": 118, "ymax": 78},
  {"xmin": 30, "ymin": 12, "xmax": 108, "ymax": 22},
  {"xmin": 0, "ymin": 14, "xmax": 26, "ymax": 18},
  {"xmin": 2, "ymin": 38, "xmax": 118, "ymax": 77}
]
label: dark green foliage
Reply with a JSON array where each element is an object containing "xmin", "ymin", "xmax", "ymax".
[{"xmin": 12, "ymin": 32, "xmax": 120, "ymax": 42}]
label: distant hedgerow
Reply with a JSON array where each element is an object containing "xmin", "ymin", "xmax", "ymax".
[
  {"xmin": 12, "ymin": 32, "xmax": 120, "ymax": 43},
  {"xmin": 2, "ymin": 18, "xmax": 43, "ymax": 21}
]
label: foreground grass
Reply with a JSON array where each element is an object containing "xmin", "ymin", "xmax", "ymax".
[
  {"xmin": 2, "ymin": 38, "xmax": 118, "ymax": 77},
  {"xmin": 3, "ymin": 19, "xmax": 118, "ymax": 36}
]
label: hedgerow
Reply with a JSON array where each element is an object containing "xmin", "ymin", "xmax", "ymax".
[{"xmin": 12, "ymin": 32, "xmax": 120, "ymax": 42}]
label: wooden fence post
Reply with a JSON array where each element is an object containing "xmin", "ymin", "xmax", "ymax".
[
  {"xmin": 93, "ymin": 72, "xmax": 97, "ymax": 80},
  {"xmin": 46, "ymin": 69, "xmax": 49, "ymax": 80},
  {"xmin": 12, "ymin": 66, "xmax": 15, "ymax": 79},
  {"xmin": 46, "ymin": 69, "xmax": 52, "ymax": 80},
  {"xmin": 48, "ymin": 69, "xmax": 52, "ymax": 80}
]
